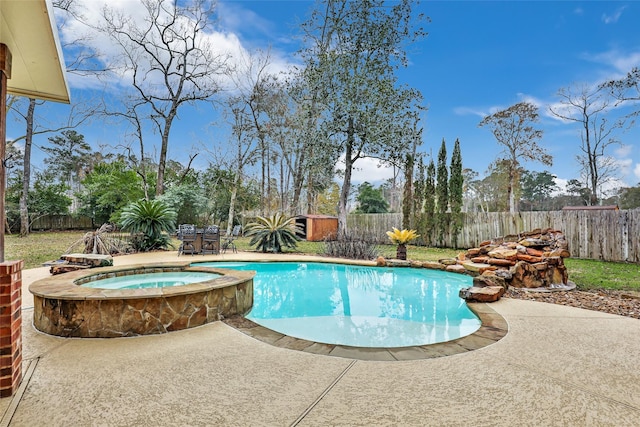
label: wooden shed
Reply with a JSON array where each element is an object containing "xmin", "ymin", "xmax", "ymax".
[{"xmin": 295, "ymin": 215, "xmax": 338, "ymax": 241}]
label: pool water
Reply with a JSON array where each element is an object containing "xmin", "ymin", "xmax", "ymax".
[
  {"xmin": 80, "ymin": 272, "xmax": 221, "ymax": 290},
  {"xmin": 195, "ymin": 262, "xmax": 481, "ymax": 348}
]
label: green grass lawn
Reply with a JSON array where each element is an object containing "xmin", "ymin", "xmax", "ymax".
[
  {"xmin": 564, "ymin": 258, "xmax": 640, "ymax": 291},
  {"xmin": 6, "ymin": 231, "xmax": 639, "ymax": 291},
  {"xmin": 6, "ymin": 231, "xmax": 86, "ymax": 269}
]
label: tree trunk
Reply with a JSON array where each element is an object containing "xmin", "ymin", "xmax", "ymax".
[
  {"xmin": 508, "ymin": 165, "xmax": 516, "ymax": 214},
  {"xmin": 402, "ymin": 153, "xmax": 414, "ymax": 230},
  {"xmin": 20, "ymin": 99, "xmax": 36, "ymax": 236},
  {"xmin": 227, "ymin": 135, "xmax": 245, "ymax": 235},
  {"xmin": 226, "ymin": 178, "xmax": 239, "ymax": 235},
  {"xmin": 156, "ymin": 112, "xmax": 176, "ymax": 197},
  {"xmin": 291, "ymin": 147, "xmax": 306, "ymax": 215},
  {"xmin": 156, "ymin": 138, "xmax": 167, "ymax": 197},
  {"xmin": 266, "ymin": 143, "xmax": 272, "ymax": 212},
  {"xmin": 280, "ymin": 157, "xmax": 285, "ymax": 212},
  {"xmin": 396, "ymin": 244, "xmax": 407, "ymax": 260},
  {"xmin": 306, "ymin": 166, "xmax": 316, "ymax": 214},
  {"xmin": 337, "ymin": 118, "xmax": 356, "ymax": 237}
]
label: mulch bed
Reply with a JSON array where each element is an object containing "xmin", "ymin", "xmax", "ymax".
[{"xmin": 505, "ymin": 288, "xmax": 640, "ymax": 319}]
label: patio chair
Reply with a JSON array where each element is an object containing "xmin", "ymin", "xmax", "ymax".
[
  {"xmin": 201, "ymin": 225, "xmax": 220, "ymax": 255},
  {"xmin": 221, "ymin": 225, "xmax": 241, "ymax": 254},
  {"xmin": 177, "ymin": 224, "xmax": 197, "ymax": 255}
]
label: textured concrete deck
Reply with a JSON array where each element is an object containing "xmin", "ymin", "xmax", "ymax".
[{"xmin": 3, "ymin": 251, "xmax": 640, "ymax": 426}]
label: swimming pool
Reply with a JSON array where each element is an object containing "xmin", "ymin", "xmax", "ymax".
[{"xmin": 194, "ymin": 261, "xmax": 481, "ymax": 348}]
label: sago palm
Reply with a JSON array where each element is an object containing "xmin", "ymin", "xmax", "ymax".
[
  {"xmin": 385, "ymin": 228, "xmax": 420, "ymax": 245},
  {"xmin": 386, "ymin": 227, "xmax": 420, "ymax": 260},
  {"xmin": 120, "ymin": 199, "xmax": 177, "ymax": 251},
  {"xmin": 245, "ymin": 213, "xmax": 302, "ymax": 253}
]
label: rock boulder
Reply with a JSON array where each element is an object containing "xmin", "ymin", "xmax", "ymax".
[{"xmin": 459, "ymin": 286, "xmax": 505, "ymax": 302}]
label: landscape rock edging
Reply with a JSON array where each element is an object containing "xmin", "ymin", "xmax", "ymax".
[{"xmin": 377, "ymin": 228, "xmax": 572, "ymax": 303}]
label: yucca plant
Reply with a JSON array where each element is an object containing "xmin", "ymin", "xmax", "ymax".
[
  {"xmin": 120, "ymin": 199, "xmax": 177, "ymax": 252},
  {"xmin": 245, "ymin": 213, "xmax": 302, "ymax": 253},
  {"xmin": 386, "ymin": 227, "xmax": 420, "ymax": 260}
]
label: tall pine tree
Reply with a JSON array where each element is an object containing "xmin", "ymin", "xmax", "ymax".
[
  {"xmin": 449, "ymin": 139, "xmax": 464, "ymax": 247},
  {"xmin": 424, "ymin": 159, "xmax": 436, "ymax": 244},
  {"xmin": 436, "ymin": 139, "xmax": 449, "ymax": 246},
  {"xmin": 413, "ymin": 157, "xmax": 425, "ymax": 242},
  {"xmin": 402, "ymin": 153, "xmax": 414, "ymax": 229}
]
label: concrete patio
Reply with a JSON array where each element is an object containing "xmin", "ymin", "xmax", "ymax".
[{"xmin": 2, "ymin": 251, "xmax": 639, "ymax": 426}]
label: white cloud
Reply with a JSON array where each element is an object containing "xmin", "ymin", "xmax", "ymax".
[
  {"xmin": 601, "ymin": 178, "xmax": 627, "ymax": 198},
  {"xmin": 529, "ymin": 49, "xmax": 640, "ymax": 126},
  {"xmin": 552, "ymin": 177, "xmax": 568, "ymax": 196},
  {"xmin": 617, "ymin": 157, "xmax": 633, "ymax": 177},
  {"xmin": 615, "ymin": 144, "xmax": 632, "ymax": 158},
  {"xmin": 635, "ymin": 163, "xmax": 640, "ymax": 181},
  {"xmin": 583, "ymin": 49, "xmax": 640, "ymax": 79},
  {"xmin": 602, "ymin": 6, "xmax": 627, "ymax": 24},
  {"xmin": 217, "ymin": 1, "xmax": 275, "ymax": 38},
  {"xmin": 453, "ymin": 106, "xmax": 486, "ymax": 118},
  {"xmin": 335, "ymin": 155, "xmax": 397, "ymax": 186},
  {"xmin": 454, "ymin": 105, "xmax": 505, "ymax": 118},
  {"xmin": 57, "ymin": 0, "xmax": 297, "ymax": 92},
  {"xmin": 545, "ymin": 82, "xmax": 618, "ymax": 123},
  {"xmin": 612, "ymin": 144, "xmax": 634, "ymax": 179},
  {"xmin": 516, "ymin": 93, "xmax": 544, "ymax": 109}
]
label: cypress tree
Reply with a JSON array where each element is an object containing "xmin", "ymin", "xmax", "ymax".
[
  {"xmin": 424, "ymin": 159, "xmax": 436, "ymax": 245},
  {"xmin": 402, "ymin": 153, "xmax": 414, "ymax": 230},
  {"xmin": 413, "ymin": 158, "xmax": 425, "ymax": 242},
  {"xmin": 436, "ymin": 139, "xmax": 449, "ymax": 246},
  {"xmin": 449, "ymin": 138, "xmax": 464, "ymax": 247}
]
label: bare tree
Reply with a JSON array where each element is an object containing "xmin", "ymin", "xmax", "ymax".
[
  {"xmin": 7, "ymin": 97, "xmax": 95, "ymax": 236},
  {"xmin": 549, "ymin": 85, "xmax": 623, "ymax": 205},
  {"xmin": 101, "ymin": 95, "xmax": 154, "ymax": 200},
  {"xmin": 479, "ymin": 101, "xmax": 550, "ymax": 213},
  {"xmin": 601, "ymin": 67, "xmax": 640, "ymax": 118},
  {"xmin": 99, "ymin": 0, "xmax": 231, "ymax": 196},
  {"xmin": 229, "ymin": 49, "xmax": 325, "ymax": 217},
  {"xmin": 53, "ymin": 0, "xmax": 111, "ymax": 76},
  {"xmin": 2, "ymin": 0, "xmax": 108, "ymax": 237},
  {"xmin": 461, "ymin": 168, "xmax": 482, "ymax": 213},
  {"xmin": 230, "ymin": 50, "xmax": 280, "ymax": 215},
  {"xmin": 221, "ymin": 98, "xmax": 258, "ymax": 235}
]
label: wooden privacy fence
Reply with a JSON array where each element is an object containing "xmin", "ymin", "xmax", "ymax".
[
  {"xmin": 348, "ymin": 209, "xmax": 640, "ymax": 263},
  {"xmin": 30, "ymin": 215, "xmax": 94, "ymax": 231}
]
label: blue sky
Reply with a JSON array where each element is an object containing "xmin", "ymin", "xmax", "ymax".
[{"xmin": 6, "ymin": 0, "xmax": 640, "ymax": 192}]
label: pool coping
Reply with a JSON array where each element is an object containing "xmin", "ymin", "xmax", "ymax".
[
  {"xmin": 28, "ymin": 261, "xmax": 255, "ymax": 300},
  {"xmin": 223, "ymin": 302, "xmax": 508, "ymax": 361}
]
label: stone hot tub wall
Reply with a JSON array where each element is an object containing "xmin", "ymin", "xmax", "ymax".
[{"xmin": 29, "ymin": 262, "xmax": 254, "ymax": 338}]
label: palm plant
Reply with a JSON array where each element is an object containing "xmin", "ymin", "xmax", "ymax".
[
  {"xmin": 386, "ymin": 227, "xmax": 420, "ymax": 260},
  {"xmin": 120, "ymin": 199, "xmax": 177, "ymax": 251},
  {"xmin": 245, "ymin": 212, "xmax": 302, "ymax": 253}
]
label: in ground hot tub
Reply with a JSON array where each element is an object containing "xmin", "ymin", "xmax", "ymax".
[{"xmin": 29, "ymin": 262, "xmax": 254, "ymax": 337}]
